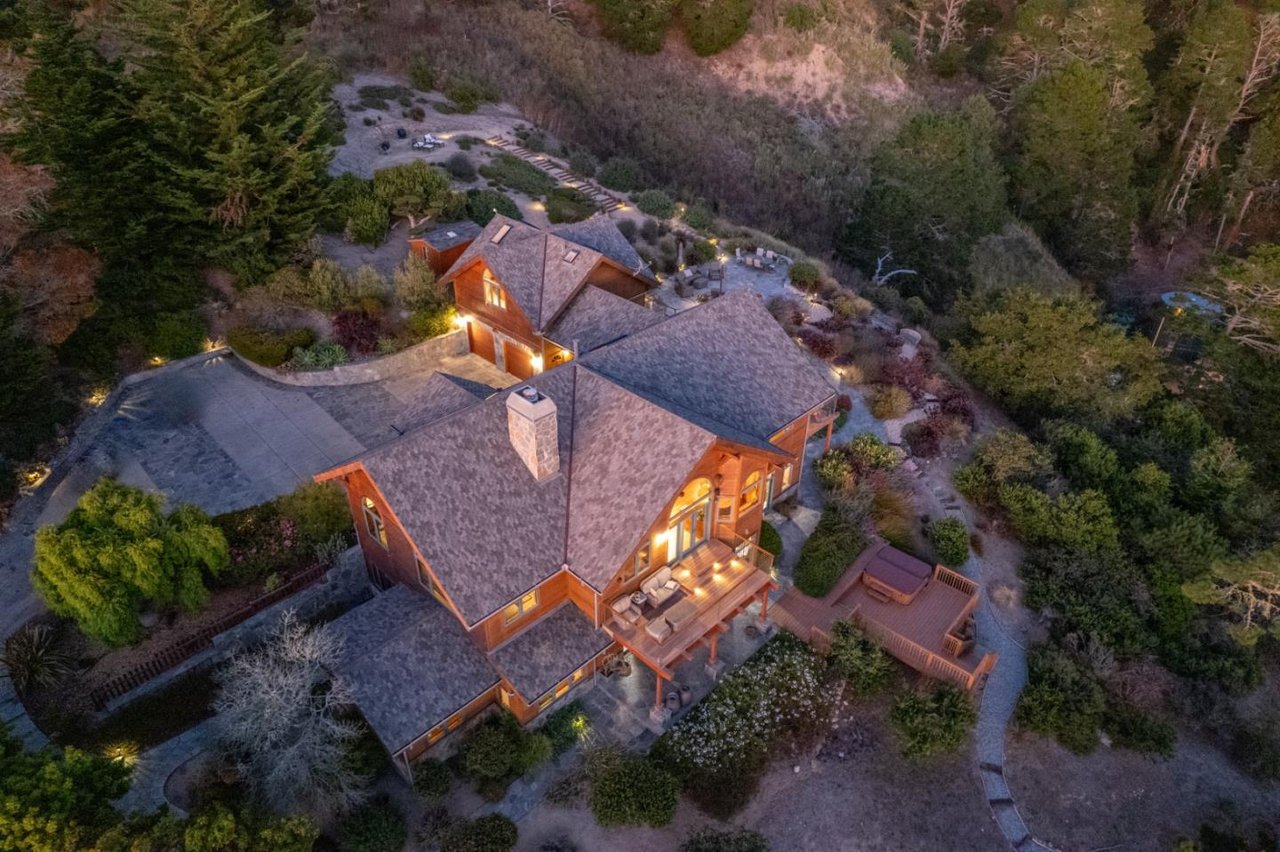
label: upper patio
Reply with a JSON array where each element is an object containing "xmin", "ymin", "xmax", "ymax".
[
  {"xmin": 773, "ymin": 541, "xmax": 996, "ymax": 691},
  {"xmin": 603, "ymin": 538, "xmax": 776, "ymax": 690}
]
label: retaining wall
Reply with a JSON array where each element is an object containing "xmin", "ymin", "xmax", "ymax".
[{"xmin": 232, "ymin": 329, "xmax": 467, "ymax": 387}]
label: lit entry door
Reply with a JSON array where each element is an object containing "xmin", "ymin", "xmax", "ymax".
[{"xmin": 669, "ymin": 501, "xmax": 709, "ymax": 562}]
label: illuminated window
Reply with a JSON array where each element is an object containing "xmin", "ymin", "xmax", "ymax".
[
  {"xmin": 483, "ymin": 270, "xmax": 506, "ymax": 309},
  {"xmin": 781, "ymin": 463, "xmax": 794, "ymax": 490},
  {"xmin": 572, "ymin": 667, "xmax": 585, "ymax": 682},
  {"xmin": 739, "ymin": 470, "xmax": 762, "ymax": 511},
  {"xmin": 446, "ymin": 714, "xmax": 462, "ymax": 731},
  {"xmin": 502, "ymin": 589, "xmax": 539, "ymax": 624},
  {"xmin": 539, "ymin": 692, "xmax": 556, "ymax": 710},
  {"xmin": 417, "ymin": 559, "xmax": 445, "ymax": 603},
  {"xmin": 717, "ymin": 496, "xmax": 734, "ymax": 522},
  {"xmin": 426, "ymin": 726, "xmax": 444, "ymax": 744},
  {"xmin": 670, "ymin": 478, "xmax": 712, "ymax": 518},
  {"xmin": 633, "ymin": 542, "xmax": 651, "ymax": 578},
  {"xmin": 555, "ymin": 681, "xmax": 570, "ymax": 699},
  {"xmin": 362, "ymin": 497, "xmax": 387, "ymax": 548}
]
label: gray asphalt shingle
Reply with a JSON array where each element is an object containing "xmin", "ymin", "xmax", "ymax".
[{"xmin": 489, "ymin": 603, "xmax": 610, "ymax": 701}]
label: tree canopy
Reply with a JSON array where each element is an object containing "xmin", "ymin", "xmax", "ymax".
[{"xmin": 33, "ymin": 478, "xmax": 228, "ymax": 645}]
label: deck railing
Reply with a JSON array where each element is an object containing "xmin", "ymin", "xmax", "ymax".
[
  {"xmin": 727, "ymin": 534, "xmax": 775, "ymax": 578},
  {"xmin": 854, "ymin": 611, "xmax": 987, "ymax": 691},
  {"xmin": 933, "ymin": 564, "xmax": 978, "ymax": 596}
]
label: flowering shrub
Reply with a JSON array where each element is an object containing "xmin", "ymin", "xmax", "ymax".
[{"xmin": 651, "ymin": 634, "xmax": 833, "ymax": 817}]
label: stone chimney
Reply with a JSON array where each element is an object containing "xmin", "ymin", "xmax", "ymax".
[{"xmin": 506, "ymin": 385, "xmax": 559, "ymax": 480}]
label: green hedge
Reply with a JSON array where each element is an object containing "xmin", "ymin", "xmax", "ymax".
[
  {"xmin": 926, "ymin": 518, "xmax": 969, "ymax": 566},
  {"xmin": 890, "ymin": 687, "xmax": 976, "ymax": 759},
  {"xmin": 759, "ymin": 521, "xmax": 783, "ymax": 560},
  {"xmin": 338, "ymin": 800, "xmax": 406, "ymax": 852},
  {"xmin": 466, "ymin": 189, "xmax": 522, "ymax": 225},
  {"xmin": 793, "ymin": 506, "xmax": 865, "ymax": 597},
  {"xmin": 587, "ymin": 748, "xmax": 678, "ymax": 827},
  {"xmin": 478, "ymin": 154, "xmax": 556, "ymax": 197},
  {"xmin": 635, "ymin": 189, "xmax": 675, "ymax": 218},
  {"xmin": 546, "ymin": 187, "xmax": 596, "ymax": 223},
  {"xmin": 227, "ymin": 326, "xmax": 316, "ymax": 368},
  {"xmin": 680, "ymin": 0, "xmax": 755, "ymax": 56}
]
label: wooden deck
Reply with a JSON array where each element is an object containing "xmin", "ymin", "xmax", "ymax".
[
  {"xmin": 605, "ymin": 540, "xmax": 776, "ymax": 678},
  {"xmin": 774, "ymin": 541, "xmax": 996, "ymax": 690}
]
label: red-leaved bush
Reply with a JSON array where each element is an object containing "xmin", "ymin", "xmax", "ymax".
[
  {"xmin": 798, "ymin": 328, "xmax": 837, "ymax": 360},
  {"xmin": 333, "ymin": 309, "xmax": 380, "ymax": 355}
]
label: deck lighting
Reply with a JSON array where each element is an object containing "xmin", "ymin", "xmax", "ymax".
[
  {"xmin": 148, "ymin": 355, "xmax": 167, "ymax": 367},
  {"xmin": 653, "ymin": 530, "xmax": 668, "ymax": 544},
  {"xmin": 531, "ymin": 354, "xmax": 544, "ymax": 373},
  {"xmin": 204, "ymin": 337, "xmax": 224, "ymax": 352},
  {"xmin": 86, "ymin": 386, "xmax": 109, "ymax": 407},
  {"xmin": 455, "ymin": 313, "xmax": 471, "ymax": 328}
]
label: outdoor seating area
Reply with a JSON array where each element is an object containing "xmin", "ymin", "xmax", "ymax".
[
  {"xmin": 773, "ymin": 541, "xmax": 996, "ymax": 691},
  {"xmin": 604, "ymin": 539, "xmax": 776, "ymax": 677},
  {"xmin": 673, "ymin": 263, "xmax": 725, "ymax": 297},
  {"xmin": 734, "ymin": 246, "xmax": 787, "ymax": 271}
]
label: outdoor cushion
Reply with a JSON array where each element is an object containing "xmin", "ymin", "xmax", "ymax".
[
  {"xmin": 666, "ymin": 598, "xmax": 699, "ymax": 631},
  {"xmin": 645, "ymin": 619, "xmax": 673, "ymax": 642},
  {"xmin": 610, "ymin": 595, "xmax": 633, "ymax": 614}
]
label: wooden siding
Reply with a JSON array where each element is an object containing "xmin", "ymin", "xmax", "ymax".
[
  {"xmin": 502, "ymin": 647, "xmax": 612, "ymax": 724},
  {"xmin": 454, "ymin": 259, "xmax": 541, "ymax": 349},
  {"xmin": 583, "ymin": 260, "xmax": 650, "ymax": 303},
  {"xmin": 399, "ymin": 684, "xmax": 500, "ymax": 764}
]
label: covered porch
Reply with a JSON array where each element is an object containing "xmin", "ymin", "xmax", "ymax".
[{"xmin": 602, "ymin": 538, "xmax": 776, "ymax": 723}]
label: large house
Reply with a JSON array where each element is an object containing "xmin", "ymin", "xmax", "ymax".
[
  {"xmin": 435, "ymin": 215, "xmax": 660, "ymax": 379},
  {"xmin": 317, "ymin": 249, "xmax": 840, "ymax": 770}
]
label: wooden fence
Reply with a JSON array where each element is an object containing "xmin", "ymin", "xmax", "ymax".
[
  {"xmin": 89, "ymin": 561, "xmax": 330, "ymax": 710},
  {"xmin": 853, "ymin": 612, "xmax": 995, "ymax": 691}
]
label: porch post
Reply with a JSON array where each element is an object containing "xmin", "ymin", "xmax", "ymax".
[
  {"xmin": 758, "ymin": 590, "xmax": 769, "ymax": 624},
  {"xmin": 823, "ymin": 421, "xmax": 834, "ymax": 453},
  {"xmin": 708, "ymin": 632, "xmax": 719, "ymax": 666},
  {"xmin": 654, "ymin": 672, "xmax": 665, "ymax": 710}
]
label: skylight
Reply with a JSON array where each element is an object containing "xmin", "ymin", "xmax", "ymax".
[
  {"xmin": 491, "ymin": 223, "xmax": 512, "ymax": 244},
  {"xmin": 563, "ymin": 249, "xmax": 580, "ymax": 263}
]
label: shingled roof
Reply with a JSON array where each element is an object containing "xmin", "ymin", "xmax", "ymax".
[
  {"xmin": 324, "ymin": 289, "xmax": 835, "ymax": 623},
  {"xmin": 329, "ymin": 586, "xmax": 500, "ymax": 753},
  {"xmin": 393, "ymin": 371, "xmax": 497, "ymax": 434},
  {"xmin": 582, "ymin": 289, "xmax": 836, "ymax": 442},
  {"xmin": 488, "ymin": 603, "xmax": 611, "ymax": 700},
  {"xmin": 543, "ymin": 284, "xmax": 663, "ymax": 353},
  {"xmin": 439, "ymin": 215, "xmax": 650, "ymax": 331}
]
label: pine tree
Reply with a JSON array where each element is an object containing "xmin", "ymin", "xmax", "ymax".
[
  {"xmin": 1012, "ymin": 62, "xmax": 1140, "ymax": 278},
  {"xmin": 114, "ymin": 0, "xmax": 333, "ymax": 281}
]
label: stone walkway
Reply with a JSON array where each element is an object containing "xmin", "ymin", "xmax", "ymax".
[{"xmin": 115, "ymin": 718, "xmax": 217, "ymax": 815}]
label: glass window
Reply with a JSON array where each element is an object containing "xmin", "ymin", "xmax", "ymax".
[
  {"xmin": 781, "ymin": 463, "xmax": 794, "ymax": 490},
  {"xmin": 483, "ymin": 270, "xmax": 506, "ymax": 309},
  {"xmin": 739, "ymin": 470, "xmax": 762, "ymax": 511},
  {"xmin": 362, "ymin": 497, "xmax": 387, "ymax": 548},
  {"xmin": 426, "ymin": 726, "xmax": 444, "ymax": 744},
  {"xmin": 717, "ymin": 496, "xmax": 734, "ymax": 521},
  {"xmin": 417, "ymin": 559, "xmax": 445, "ymax": 602},
  {"xmin": 633, "ymin": 542, "xmax": 651, "ymax": 577},
  {"xmin": 446, "ymin": 714, "xmax": 462, "ymax": 731},
  {"xmin": 670, "ymin": 478, "xmax": 712, "ymax": 517},
  {"xmin": 502, "ymin": 589, "xmax": 540, "ymax": 624}
]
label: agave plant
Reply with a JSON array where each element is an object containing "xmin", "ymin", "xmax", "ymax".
[{"xmin": 1, "ymin": 624, "xmax": 73, "ymax": 694}]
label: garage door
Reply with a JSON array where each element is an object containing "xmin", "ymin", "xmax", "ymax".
[
  {"xmin": 502, "ymin": 340, "xmax": 534, "ymax": 380},
  {"xmin": 468, "ymin": 321, "xmax": 496, "ymax": 364}
]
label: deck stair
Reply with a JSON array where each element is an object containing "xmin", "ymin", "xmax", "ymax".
[{"xmin": 485, "ymin": 135, "xmax": 626, "ymax": 212}]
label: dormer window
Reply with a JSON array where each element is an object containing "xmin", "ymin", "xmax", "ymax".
[
  {"xmin": 491, "ymin": 223, "xmax": 512, "ymax": 244},
  {"xmin": 483, "ymin": 270, "xmax": 506, "ymax": 309},
  {"xmin": 362, "ymin": 496, "xmax": 387, "ymax": 548}
]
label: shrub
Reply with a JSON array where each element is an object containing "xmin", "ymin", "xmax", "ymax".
[
  {"xmin": 440, "ymin": 814, "xmax": 518, "ymax": 852},
  {"xmin": 1016, "ymin": 643, "xmax": 1105, "ymax": 753},
  {"xmin": 307, "ymin": 259, "xmax": 355, "ymax": 312},
  {"xmin": 445, "ymin": 153, "xmax": 477, "ymax": 182},
  {"xmin": 652, "ymin": 635, "xmax": 831, "ymax": 817},
  {"xmin": 827, "ymin": 622, "xmax": 892, "ymax": 695},
  {"xmin": 323, "ymin": 174, "xmax": 374, "ymax": 232},
  {"xmin": 1103, "ymin": 702, "xmax": 1175, "ymax": 758},
  {"xmin": 870, "ymin": 487, "xmax": 914, "ymax": 549},
  {"xmin": 814, "ymin": 450, "xmax": 853, "ymax": 491},
  {"xmin": 393, "ymin": 254, "xmax": 445, "ymax": 313},
  {"xmin": 926, "ymin": 518, "xmax": 969, "ymax": 566},
  {"xmin": 766, "ymin": 295, "xmax": 805, "ymax": 332},
  {"xmin": 869, "ymin": 385, "xmax": 912, "ymax": 419},
  {"xmin": 846, "ymin": 433, "xmax": 898, "ymax": 473},
  {"xmin": 903, "ymin": 295, "xmax": 928, "ymax": 324},
  {"xmin": 682, "ymin": 828, "xmax": 769, "ymax": 852},
  {"xmin": 277, "ymin": 482, "xmax": 353, "ymax": 549},
  {"xmin": 635, "ymin": 189, "xmax": 675, "ymax": 218},
  {"xmin": 789, "ymin": 260, "xmax": 821, "ymax": 291},
  {"xmin": 688, "ymin": 238, "xmax": 717, "ymax": 265},
  {"xmin": 598, "ymin": 156, "xmax": 643, "ymax": 191},
  {"xmin": 516, "ymin": 732, "xmax": 553, "ymax": 774},
  {"xmin": 292, "ymin": 341, "xmax": 348, "ymax": 371},
  {"xmin": 798, "ymin": 328, "xmax": 835, "ymax": 360},
  {"xmin": 344, "ymin": 195, "xmax": 389, "ymax": 246},
  {"xmin": 148, "ymin": 311, "xmax": 205, "ymax": 359},
  {"xmin": 228, "ymin": 326, "xmax": 316, "ymax": 368},
  {"xmin": 540, "ymin": 701, "xmax": 590, "ymax": 755},
  {"xmin": 465, "ymin": 189, "xmax": 521, "ymax": 225},
  {"xmin": 478, "ymin": 153, "xmax": 556, "ymax": 197},
  {"xmin": 413, "ymin": 759, "xmax": 452, "ymax": 800},
  {"xmin": 443, "ymin": 76, "xmax": 499, "ymax": 113},
  {"xmin": 794, "ymin": 506, "xmax": 866, "ymax": 597},
  {"xmin": 890, "ymin": 687, "xmax": 976, "ymax": 758},
  {"xmin": 682, "ymin": 203, "xmax": 715, "ymax": 231},
  {"xmin": 1231, "ymin": 716, "xmax": 1280, "ymax": 781},
  {"xmin": 597, "ymin": 0, "xmax": 678, "ymax": 53},
  {"xmin": 333, "ymin": 310, "xmax": 381, "ymax": 355},
  {"xmin": 680, "ymin": 0, "xmax": 755, "ymax": 56},
  {"xmin": 616, "ymin": 218, "xmax": 638, "ymax": 241},
  {"xmin": 759, "ymin": 520, "xmax": 783, "ymax": 559},
  {"xmin": 902, "ymin": 418, "xmax": 944, "ymax": 457},
  {"xmin": 462, "ymin": 722, "xmax": 515, "ymax": 781},
  {"xmin": 1, "ymin": 624, "xmax": 72, "ymax": 694},
  {"xmin": 782, "ymin": 3, "xmax": 818, "ymax": 31},
  {"xmin": 34, "ymin": 480, "xmax": 228, "ymax": 645},
  {"xmin": 546, "ymin": 187, "xmax": 596, "ymax": 223},
  {"xmin": 338, "ymin": 800, "xmax": 405, "ymax": 852},
  {"xmin": 568, "ymin": 149, "xmax": 599, "ymax": 177},
  {"xmin": 587, "ymin": 749, "xmax": 678, "ymax": 827},
  {"xmin": 407, "ymin": 305, "xmax": 457, "ymax": 340},
  {"xmin": 408, "ymin": 56, "xmax": 436, "ymax": 91},
  {"xmin": 343, "ymin": 725, "xmax": 389, "ymax": 780}
]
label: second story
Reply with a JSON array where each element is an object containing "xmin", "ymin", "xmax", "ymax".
[
  {"xmin": 317, "ymin": 288, "xmax": 838, "ymax": 673},
  {"xmin": 438, "ymin": 215, "xmax": 660, "ymax": 378}
]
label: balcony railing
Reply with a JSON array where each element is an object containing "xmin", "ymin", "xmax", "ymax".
[{"xmin": 728, "ymin": 533, "xmax": 775, "ymax": 578}]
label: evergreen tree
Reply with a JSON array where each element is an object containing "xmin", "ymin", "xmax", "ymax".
[
  {"xmin": 1012, "ymin": 62, "xmax": 1139, "ymax": 278},
  {"xmin": 114, "ymin": 0, "xmax": 333, "ymax": 281},
  {"xmin": 841, "ymin": 97, "xmax": 1009, "ymax": 306}
]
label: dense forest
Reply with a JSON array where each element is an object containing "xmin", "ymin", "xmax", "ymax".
[{"xmin": 1, "ymin": 0, "xmax": 1279, "ymax": 781}]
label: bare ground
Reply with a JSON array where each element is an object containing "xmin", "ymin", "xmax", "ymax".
[
  {"xmin": 1007, "ymin": 729, "xmax": 1280, "ymax": 851},
  {"xmin": 517, "ymin": 697, "xmax": 1002, "ymax": 852}
]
